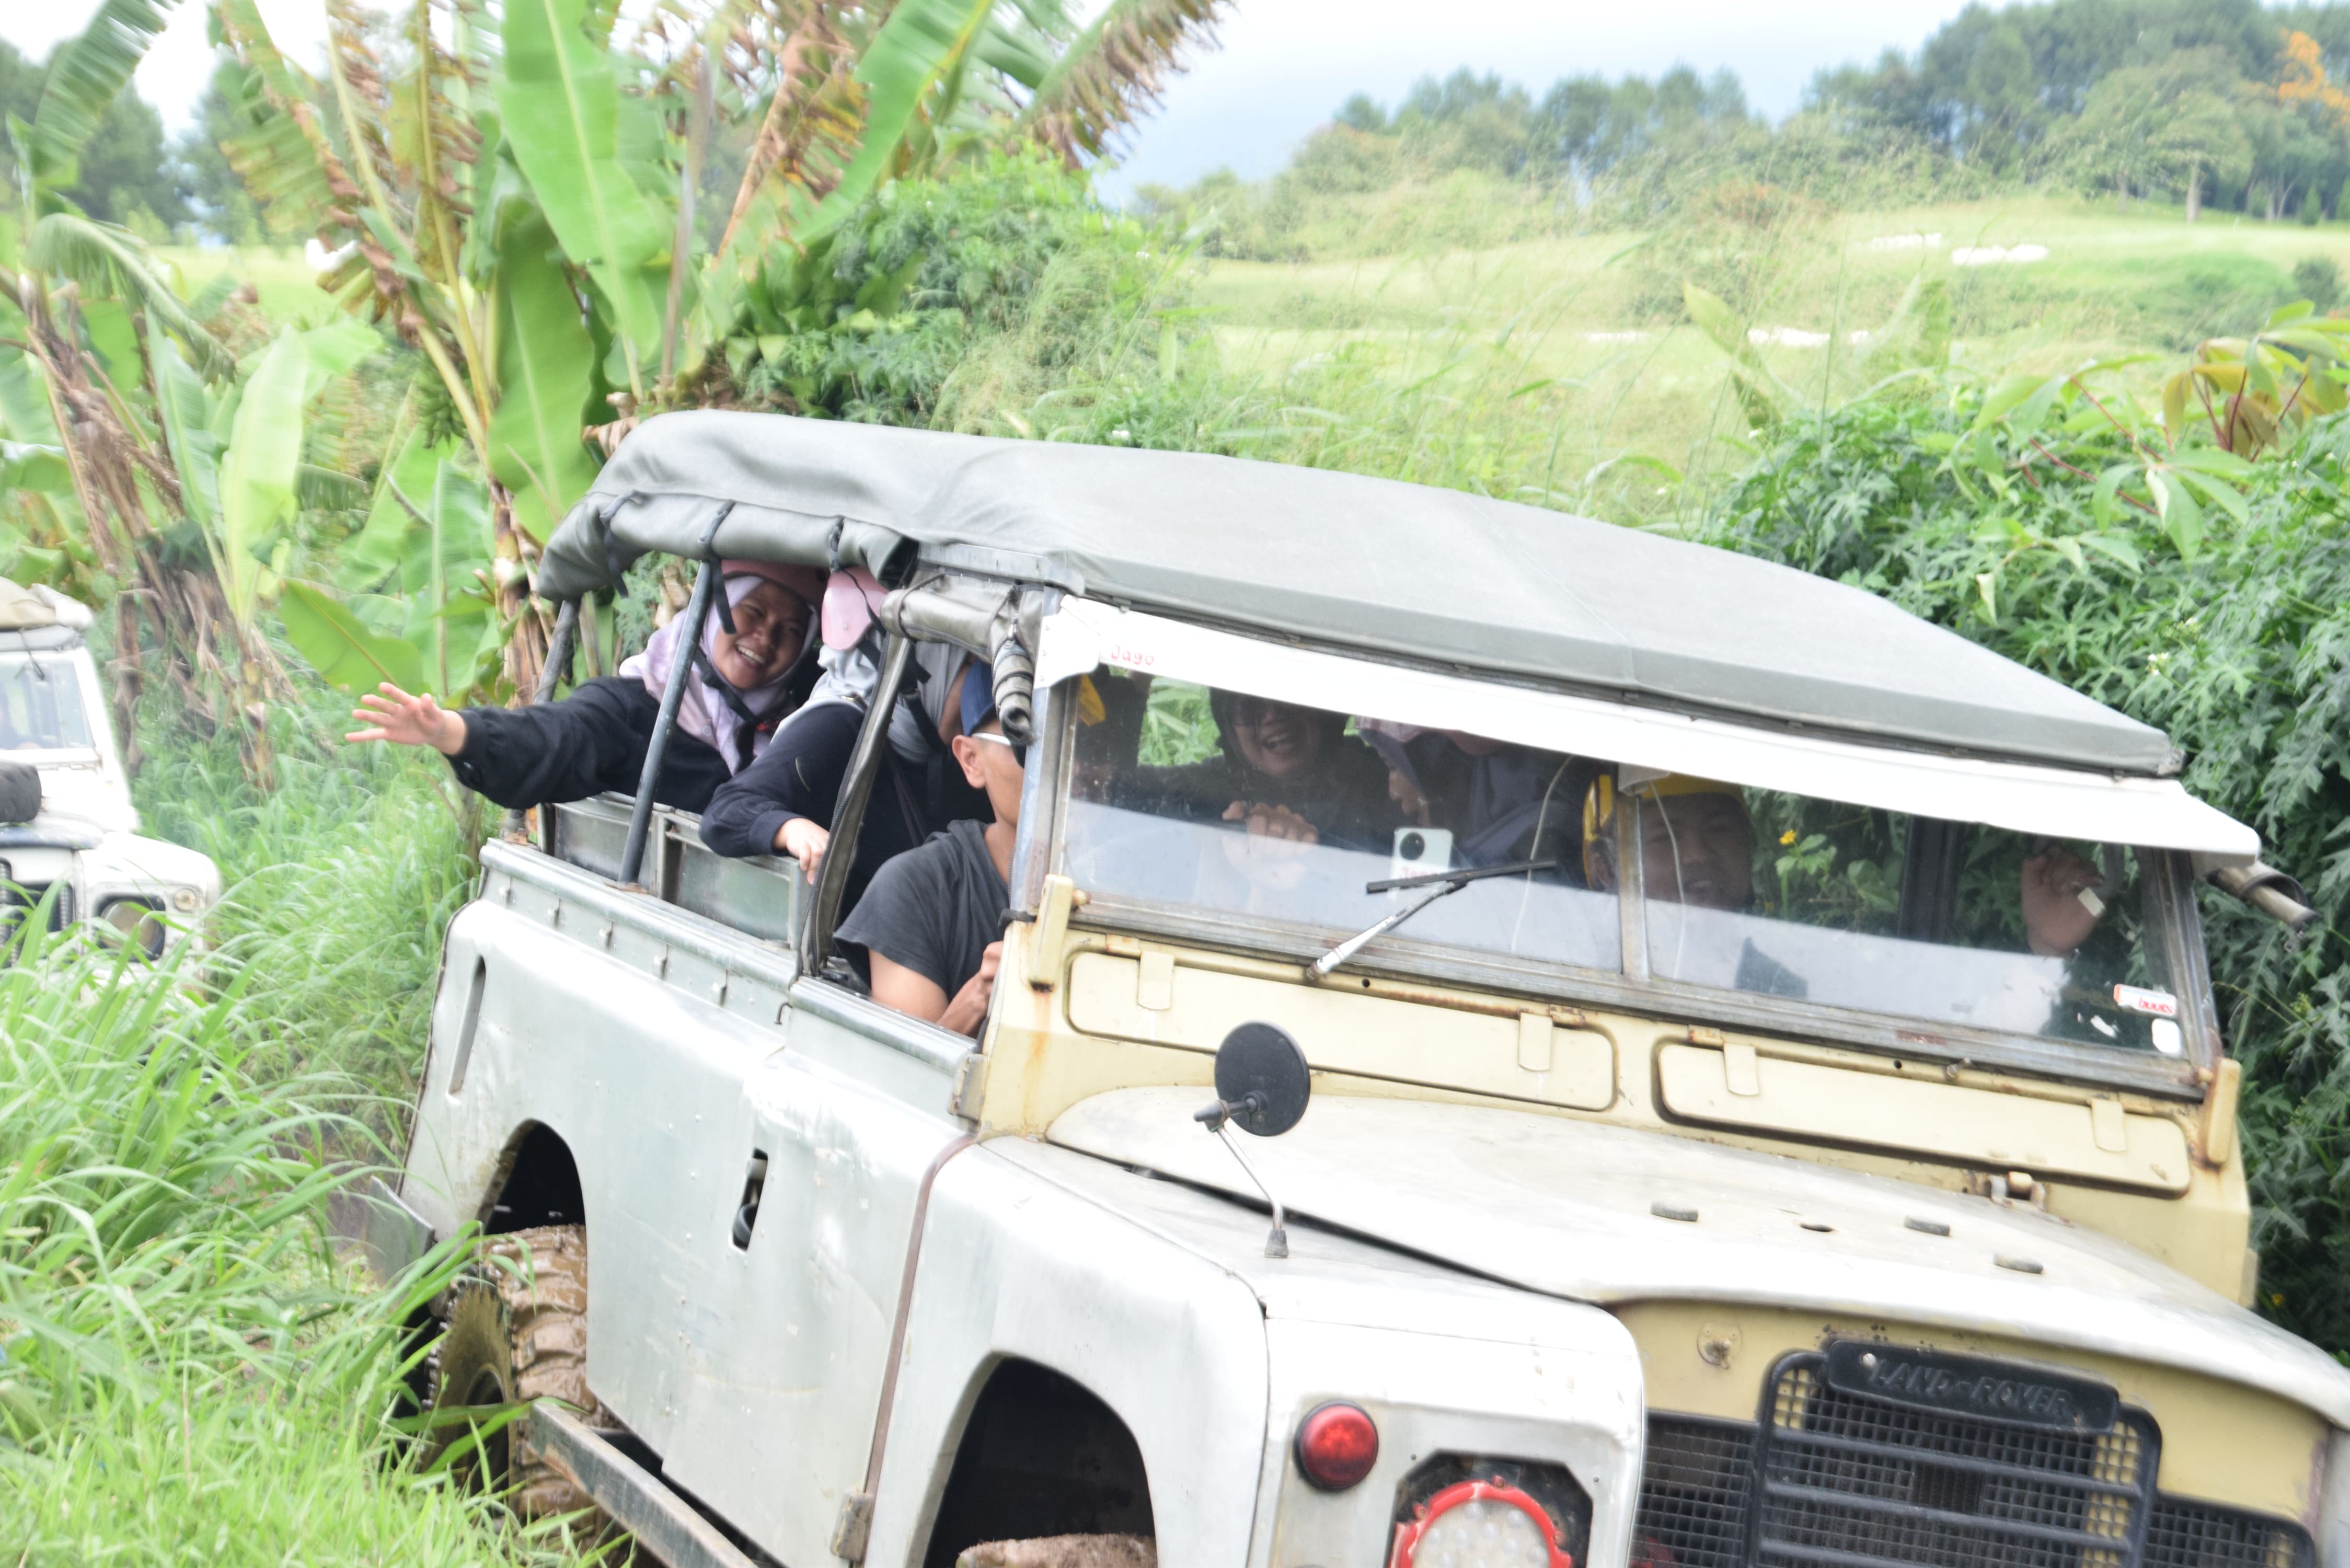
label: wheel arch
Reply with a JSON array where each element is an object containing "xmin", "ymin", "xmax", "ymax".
[
  {"xmin": 865, "ymin": 1147, "xmax": 1272, "ymax": 1568},
  {"xmin": 479, "ymin": 1119, "xmax": 586, "ymax": 1236},
  {"xmin": 917, "ymin": 1354, "xmax": 1155, "ymax": 1568}
]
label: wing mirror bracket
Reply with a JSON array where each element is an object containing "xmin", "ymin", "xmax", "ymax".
[{"xmin": 1194, "ymin": 1022, "xmax": 1310, "ymax": 1259}]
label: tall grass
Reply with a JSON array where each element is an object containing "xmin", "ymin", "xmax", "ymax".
[
  {"xmin": 132, "ymin": 681, "xmax": 480, "ymax": 1113},
  {"xmin": 0, "ymin": 921, "xmax": 562, "ymax": 1563},
  {"xmin": 0, "ymin": 665, "xmax": 573, "ymax": 1560}
]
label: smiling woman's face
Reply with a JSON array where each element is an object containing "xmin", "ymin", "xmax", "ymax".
[
  {"xmin": 1228, "ymin": 696, "xmax": 1324, "ymax": 779},
  {"xmin": 711, "ymin": 580, "xmax": 810, "ymax": 689}
]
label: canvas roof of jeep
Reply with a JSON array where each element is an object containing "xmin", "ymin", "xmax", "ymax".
[{"xmin": 537, "ymin": 411, "xmax": 2179, "ymax": 776}]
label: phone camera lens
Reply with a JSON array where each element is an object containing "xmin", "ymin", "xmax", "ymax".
[{"xmin": 1399, "ymin": 832, "xmax": 1425, "ymax": 860}]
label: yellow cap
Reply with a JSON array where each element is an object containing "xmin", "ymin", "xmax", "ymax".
[{"xmin": 1582, "ymin": 772, "xmax": 1744, "ymax": 884}]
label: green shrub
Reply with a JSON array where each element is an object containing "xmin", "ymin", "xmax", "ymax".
[
  {"xmin": 1709, "ymin": 389, "xmax": 2350, "ymax": 1351},
  {"xmin": 727, "ymin": 149, "xmax": 1169, "ymax": 425},
  {"xmin": 2294, "ymin": 254, "xmax": 2343, "ymax": 313},
  {"xmin": 2127, "ymin": 252, "xmax": 2294, "ymax": 349}
]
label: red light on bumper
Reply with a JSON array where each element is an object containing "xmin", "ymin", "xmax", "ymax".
[
  {"xmin": 1389, "ymin": 1478, "xmax": 1579, "ymax": 1568},
  {"xmin": 1294, "ymin": 1401, "xmax": 1380, "ymax": 1490}
]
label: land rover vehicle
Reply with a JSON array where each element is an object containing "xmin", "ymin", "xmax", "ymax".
[
  {"xmin": 0, "ymin": 579, "xmax": 217, "ymax": 953},
  {"xmin": 387, "ymin": 412, "xmax": 2350, "ymax": 1568}
]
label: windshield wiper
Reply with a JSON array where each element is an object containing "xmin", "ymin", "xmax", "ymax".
[{"xmin": 1310, "ymin": 858, "xmax": 1558, "ymax": 978}]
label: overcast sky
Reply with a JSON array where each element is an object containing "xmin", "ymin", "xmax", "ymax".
[{"xmin": 9, "ymin": 0, "xmax": 1981, "ymax": 195}]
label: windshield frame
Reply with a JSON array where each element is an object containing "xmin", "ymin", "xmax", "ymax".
[
  {"xmin": 0, "ymin": 647, "xmax": 102, "ymax": 757},
  {"xmin": 1023, "ymin": 667, "xmax": 2219, "ymax": 1102}
]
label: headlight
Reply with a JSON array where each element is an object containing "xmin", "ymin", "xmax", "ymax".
[
  {"xmin": 99, "ymin": 898, "xmax": 166, "ymax": 960},
  {"xmin": 1390, "ymin": 1479, "xmax": 1576, "ymax": 1568}
]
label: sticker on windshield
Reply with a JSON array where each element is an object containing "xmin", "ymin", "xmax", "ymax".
[
  {"xmin": 2112, "ymin": 985, "xmax": 2179, "ymax": 1018},
  {"xmin": 2150, "ymin": 1019, "xmax": 2184, "ymax": 1056}
]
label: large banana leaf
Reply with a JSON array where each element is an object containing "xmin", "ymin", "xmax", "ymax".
[
  {"xmin": 801, "ymin": 0, "xmax": 999, "ymax": 244},
  {"xmin": 498, "ymin": 0, "xmax": 671, "ymax": 388},
  {"xmin": 26, "ymin": 0, "xmax": 181, "ymax": 193},
  {"xmin": 212, "ymin": 1, "xmax": 347, "ymax": 238},
  {"xmin": 296, "ymin": 319, "xmax": 384, "ymax": 397},
  {"xmin": 152, "ymin": 338, "xmax": 223, "ymax": 530},
  {"xmin": 412, "ymin": 462, "xmax": 494, "ymax": 695},
  {"xmin": 342, "ymin": 426, "xmax": 450, "ymax": 592},
  {"xmin": 0, "ymin": 353, "xmax": 65, "ymax": 449},
  {"xmin": 1016, "ymin": 0, "xmax": 1224, "ymax": 160},
  {"xmin": 218, "ymin": 329, "xmax": 310, "ymax": 621},
  {"xmin": 281, "ymin": 581, "xmax": 428, "ymax": 694},
  {"xmin": 487, "ymin": 217, "xmax": 602, "ymax": 544}
]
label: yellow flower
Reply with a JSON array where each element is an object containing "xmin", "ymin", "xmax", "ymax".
[{"xmin": 1779, "ymin": 829, "xmax": 1798, "ymax": 846}]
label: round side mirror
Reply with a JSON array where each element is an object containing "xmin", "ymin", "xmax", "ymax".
[{"xmin": 1215, "ymin": 1022, "xmax": 1311, "ymax": 1137}]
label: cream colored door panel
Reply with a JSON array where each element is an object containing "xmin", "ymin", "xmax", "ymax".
[
  {"xmin": 1656, "ymin": 1043, "xmax": 2191, "ymax": 1192},
  {"xmin": 1067, "ymin": 951, "xmax": 1615, "ymax": 1112}
]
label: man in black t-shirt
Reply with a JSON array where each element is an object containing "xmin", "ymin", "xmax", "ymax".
[{"xmin": 837, "ymin": 661, "xmax": 1024, "ymax": 1036}]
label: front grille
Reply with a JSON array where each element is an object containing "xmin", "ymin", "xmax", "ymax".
[
  {"xmin": 1638, "ymin": 1416, "xmax": 1757, "ymax": 1568},
  {"xmin": 1754, "ymin": 1352, "xmax": 2157, "ymax": 1568},
  {"xmin": 2142, "ymin": 1500, "xmax": 2314, "ymax": 1568},
  {"xmin": 1633, "ymin": 1347, "xmax": 2305, "ymax": 1568}
]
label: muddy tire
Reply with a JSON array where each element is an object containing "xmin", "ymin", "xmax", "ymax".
[
  {"xmin": 955, "ymin": 1537, "xmax": 1157, "ymax": 1568},
  {"xmin": 429, "ymin": 1223, "xmax": 615, "ymax": 1522}
]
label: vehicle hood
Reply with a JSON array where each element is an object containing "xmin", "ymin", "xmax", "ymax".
[
  {"xmin": 1047, "ymin": 1088, "xmax": 2350, "ymax": 1428},
  {"xmin": 27, "ymin": 759, "xmax": 133, "ymax": 834}
]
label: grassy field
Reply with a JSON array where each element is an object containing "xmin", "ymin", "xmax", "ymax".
[
  {"xmin": 1187, "ymin": 194, "xmax": 2350, "ymax": 517},
  {"xmin": 156, "ymin": 243, "xmax": 344, "ymax": 327}
]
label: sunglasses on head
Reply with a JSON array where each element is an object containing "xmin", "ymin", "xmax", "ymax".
[{"xmin": 969, "ymin": 730, "xmax": 1028, "ymax": 768}]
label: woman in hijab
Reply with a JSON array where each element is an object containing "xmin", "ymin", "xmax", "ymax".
[
  {"xmin": 1128, "ymin": 690, "xmax": 1397, "ymax": 851},
  {"xmin": 699, "ymin": 568, "xmax": 988, "ymax": 911},
  {"xmin": 347, "ymin": 560, "xmax": 823, "ymax": 814}
]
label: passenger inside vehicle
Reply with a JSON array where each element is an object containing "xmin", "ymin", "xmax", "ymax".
[
  {"xmin": 1585, "ymin": 770, "xmax": 2168, "ymax": 1044},
  {"xmin": 1363, "ymin": 723, "xmax": 1591, "ymax": 870},
  {"xmin": 1067, "ymin": 672, "xmax": 1622, "ymax": 971},
  {"xmin": 1065, "ymin": 667, "xmax": 2179, "ymax": 1051},
  {"xmin": 348, "ymin": 561, "xmax": 822, "ymax": 814},
  {"xmin": 1116, "ymin": 689, "xmax": 1396, "ymax": 850},
  {"xmin": 1582, "ymin": 770, "xmax": 2105, "ymax": 955},
  {"xmin": 699, "ymin": 570, "xmax": 986, "ymax": 909},
  {"xmin": 836, "ymin": 663, "xmax": 1023, "ymax": 1036}
]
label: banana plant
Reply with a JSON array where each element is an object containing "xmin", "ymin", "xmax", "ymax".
[
  {"xmin": 0, "ymin": 0, "xmax": 356, "ymax": 776},
  {"xmin": 205, "ymin": 0, "xmax": 1225, "ymax": 711}
]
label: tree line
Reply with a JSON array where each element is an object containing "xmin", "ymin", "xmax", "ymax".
[{"xmin": 1146, "ymin": 0, "xmax": 2350, "ymax": 245}]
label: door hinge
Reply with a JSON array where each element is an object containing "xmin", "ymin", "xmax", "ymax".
[
  {"xmin": 950, "ymin": 1052, "xmax": 988, "ymax": 1121},
  {"xmin": 832, "ymin": 1491, "xmax": 875, "ymax": 1562},
  {"xmin": 1027, "ymin": 872, "xmax": 1079, "ymax": 990}
]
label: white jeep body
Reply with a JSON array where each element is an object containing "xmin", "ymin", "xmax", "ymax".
[
  {"xmin": 394, "ymin": 412, "xmax": 2350, "ymax": 1568},
  {"xmin": 0, "ymin": 590, "xmax": 217, "ymax": 950}
]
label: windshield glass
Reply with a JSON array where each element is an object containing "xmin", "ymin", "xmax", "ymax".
[
  {"xmin": 0, "ymin": 654, "xmax": 91, "ymax": 751},
  {"xmin": 1061, "ymin": 669, "xmax": 2193, "ymax": 1058}
]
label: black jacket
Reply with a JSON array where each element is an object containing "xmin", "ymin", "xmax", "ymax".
[
  {"xmin": 700, "ymin": 701, "xmax": 988, "ymax": 908},
  {"xmin": 447, "ymin": 676, "xmax": 729, "ymax": 812}
]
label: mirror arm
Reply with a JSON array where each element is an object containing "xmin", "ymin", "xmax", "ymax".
[{"xmin": 1206, "ymin": 1119, "xmax": 1288, "ymax": 1260}]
